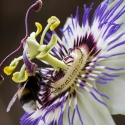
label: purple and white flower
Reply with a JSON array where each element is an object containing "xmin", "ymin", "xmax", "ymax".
[{"xmin": 1, "ymin": 0, "xmax": 125, "ymax": 125}]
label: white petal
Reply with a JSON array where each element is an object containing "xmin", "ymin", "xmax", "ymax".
[
  {"xmin": 97, "ymin": 73, "xmax": 125, "ymax": 114},
  {"xmin": 98, "ymin": 54, "xmax": 125, "ymax": 74},
  {"xmin": 75, "ymin": 87, "xmax": 115, "ymax": 125}
]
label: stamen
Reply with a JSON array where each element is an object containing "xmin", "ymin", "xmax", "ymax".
[
  {"xmin": 3, "ymin": 55, "xmax": 29, "ymax": 76},
  {"xmin": 12, "ymin": 64, "xmax": 28, "ymax": 83},
  {"xmin": 4, "ymin": 60, "xmax": 19, "ymax": 75},
  {"xmin": 40, "ymin": 16, "xmax": 60, "ymax": 45}
]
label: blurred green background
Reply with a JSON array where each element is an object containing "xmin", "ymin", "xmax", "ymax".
[{"xmin": 0, "ymin": 0, "xmax": 124, "ymax": 124}]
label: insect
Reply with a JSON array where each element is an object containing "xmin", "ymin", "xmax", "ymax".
[{"xmin": 7, "ymin": 72, "xmax": 53, "ymax": 113}]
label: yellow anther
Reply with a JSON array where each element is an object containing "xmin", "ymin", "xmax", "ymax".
[
  {"xmin": 4, "ymin": 61, "xmax": 19, "ymax": 75},
  {"xmin": 47, "ymin": 16, "xmax": 60, "ymax": 31},
  {"xmin": 12, "ymin": 71, "xmax": 29, "ymax": 83},
  {"xmin": 35, "ymin": 22, "xmax": 42, "ymax": 37}
]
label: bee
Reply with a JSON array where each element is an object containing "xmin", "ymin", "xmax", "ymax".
[{"xmin": 7, "ymin": 72, "xmax": 53, "ymax": 113}]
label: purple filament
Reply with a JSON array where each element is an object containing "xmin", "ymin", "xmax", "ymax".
[
  {"xmin": 94, "ymin": 0, "xmax": 109, "ymax": 23},
  {"xmin": 58, "ymin": 96, "xmax": 65, "ymax": 125},
  {"xmin": 60, "ymin": 29, "xmax": 68, "ymax": 43},
  {"xmin": 109, "ymin": 6, "xmax": 125, "ymax": 25},
  {"xmin": 108, "ymin": 32, "xmax": 125, "ymax": 45},
  {"xmin": 44, "ymin": 38, "xmax": 49, "ymax": 44},
  {"xmin": 76, "ymin": 105, "xmax": 84, "ymax": 125},
  {"xmin": 90, "ymin": 92, "xmax": 107, "ymax": 107},
  {"xmin": 98, "ymin": 52, "xmax": 125, "ymax": 59},
  {"xmin": 98, "ymin": 22, "xmax": 108, "ymax": 29},
  {"xmin": 46, "ymin": 32, "xmax": 52, "ymax": 40},
  {"xmin": 92, "ymin": 87, "xmax": 109, "ymax": 100},
  {"xmin": 70, "ymin": 14, "xmax": 75, "ymax": 29},
  {"xmin": 101, "ymin": 72, "xmax": 120, "ymax": 77},
  {"xmin": 102, "ymin": 0, "xmax": 123, "ymax": 23},
  {"xmin": 95, "ymin": 80, "xmax": 108, "ymax": 84},
  {"xmin": 68, "ymin": 106, "xmax": 72, "ymax": 125},
  {"xmin": 48, "ymin": 120, "xmax": 57, "ymax": 125},
  {"xmin": 102, "ymin": 0, "xmax": 124, "ymax": 38},
  {"xmin": 71, "ymin": 107, "xmax": 76, "ymax": 125},
  {"xmin": 82, "ymin": 3, "xmax": 93, "ymax": 26},
  {"xmin": 105, "ymin": 23, "xmax": 123, "ymax": 40},
  {"xmin": 58, "ymin": 112, "xmax": 64, "ymax": 125},
  {"xmin": 105, "ymin": 67, "xmax": 124, "ymax": 71},
  {"xmin": 98, "ymin": 1, "xmax": 109, "ymax": 22},
  {"xmin": 97, "ymin": 76, "xmax": 114, "ymax": 81},
  {"xmin": 108, "ymin": 41, "xmax": 125, "ymax": 51}
]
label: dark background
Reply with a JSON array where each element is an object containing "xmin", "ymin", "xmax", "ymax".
[{"xmin": 0, "ymin": 0, "xmax": 124, "ymax": 124}]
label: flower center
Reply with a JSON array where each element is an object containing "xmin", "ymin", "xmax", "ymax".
[{"xmin": 52, "ymin": 48, "xmax": 87, "ymax": 93}]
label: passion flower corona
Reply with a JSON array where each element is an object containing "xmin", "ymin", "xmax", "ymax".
[{"xmin": 1, "ymin": 0, "xmax": 125, "ymax": 125}]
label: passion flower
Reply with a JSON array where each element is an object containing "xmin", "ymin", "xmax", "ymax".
[{"xmin": 0, "ymin": 0, "xmax": 125, "ymax": 125}]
